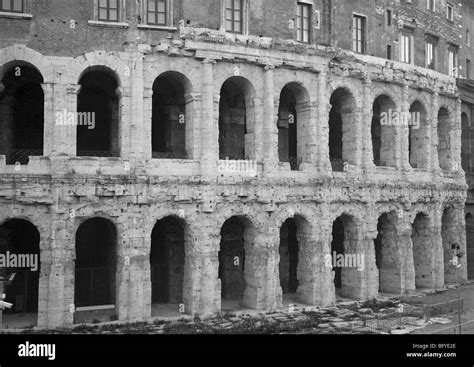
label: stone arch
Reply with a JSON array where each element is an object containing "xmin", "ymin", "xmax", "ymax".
[
  {"xmin": 218, "ymin": 75, "xmax": 257, "ymax": 160},
  {"xmin": 437, "ymin": 106, "xmax": 453, "ymax": 171},
  {"xmin": 0, "ymin": 45, "xmax": 55, "ymax": 83},
  {"xmin": 150, "ymin": 216, "xmax": 188, "ymax": 315},
  {"xmin": 152, "ymin": 71, "xmax": 193, "ymax": 159},
  {"xmin": 372, "ymin": 94, "xmax": 397, "ymax": 167},
  {"xmin": 0, "ymin": 61, "xmax": 44, "ymax": 164},
  {"xmin": 409, "ymin": 100, "xmax": 429, "ymax": 169},
  {"xmin": 218, "ymin": 214, "xmax": 257, "ymax": 311},
  {"xmin": 277, "ymin": 82, "xmax": 311, "ymax": 170},
  {"xmin": 0, "ymin": 218, "xmax": 41, "ymax": 327},
  {"xmin": 411, "ymin": 212, "xmax": 435, "ymax": 289},
  {"xmin": 77, "ymin": 65, "xmax": 121, "ymax": 157},
  {"xmin": 73, "ymin": 217, "xmax": 118, "ymax": 323},
  {"xmin": 328, "ymin": 87, "xmax": 358, "ymax": 171},
  {"xmin": 374, "ymin": 211, "xmax": 404, "ymax": 294},
  {"xmin": 277, "ymin": 214, "xmax": 312, "ymax": 299},
  {"xmin": 330, "ymin": 211, "xmax": 364, "ymax": 299},
  {"xmin": 62, "ymin": 51, "xmax": 127, "ymax": 86},
  {"xmin": 442, "ymin": 205, "xmax": 464, "ymax": 284}
]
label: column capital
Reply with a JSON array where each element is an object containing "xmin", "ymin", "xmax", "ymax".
[
  {"xmin": 264, "ymin": 64, "xmax": 275, "ymax": 71},
  {"xmin": 66, "ymin": 84, "xmax": 81, "ymax": 95}
]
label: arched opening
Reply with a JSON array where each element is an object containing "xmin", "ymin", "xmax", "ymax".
[
  {"xmin": 152, "ymin": 72, "xmax": 191, "ymax": 159},
  {"xmin": 331, "ymin": 214, "xmax": 360, "ymax": 298},
  {"xmin": 0, "ymin": 219, "xmax": 40, "ymax": 328},
  {"xmin": 437, "ymin": 107, "xmax": 452, "ymax": 171},
  {"xmin": 150, "ymin": 217, "xmax": 185, "ymax": 315},
  {"xmin": 277, "ymin": 83, "xmax": 310, "ymax": 171},
  {"xmin": 279, "ymin": 219, "xmax": 299, "ymax": 295},
  {"xmin": 74, "ymin": 218, "xmax": 117, "ymax": 323},
  {"xmin": 0, "ymin": 63, "xmax": 44, "ymax": 165},
  {"xmin": 219, "ymin": 77, "xmax": 256, "ymax": 161},
  {"xmin": 461, "ymin": 112, "xmax": 470, "ymax": 172},
  {"xmin": 219, "ymin": 216, "xmax": 255, "ymax": 311},
  {"xmin": 442, "ymin": 207, "xmax": 460, "ymax": 284},
  {"xmin": 374, "ymin": 213, "xmax": 401, "ymax": 293},
  {"xmin": 329, "ymin": 88, "xmax": 357, "ymax": 171},
  {"xmin": 372, "ymin": 95, "xmax": 397, "ymax": 167},
  {"xmin": 466, "ymin": 213, "xmax": 474, "ymax": 280},
  {"xmin": 409, "ymin": 101, "xmax": 429, "ymax": 169},
  {"xmin": 77, "ymin": 68, "xmax": 120, "ymax": 157},
  {"xmin": 411, "ymin": 213, "xmax": 433, "ymax": 289}
]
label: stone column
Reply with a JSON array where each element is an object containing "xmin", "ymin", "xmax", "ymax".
[
  {"xmin": 143, "ymin": 87, "xmax": 153, "ymax": 159},
  {"xmin": 400, "ymin": 83, "xmax": 411, "ymax": 169},
  {"xmin": 38, "ymin": 217, "xmax": 75, "ymax": 328},
  {"xmin": 453, "ymin": 98, "xmax": 463, "ymax": 171},
  {"xmin": 262, "ymin": 64, "xmax": 278, "ymax": 174},
  {"xmin": 317, "ymin": 71, "xmax": 331, "ymax": 172},
  {"xmin": 297, "ymin": 229, "xmax": 335, "ymax": 306},
  {"xmin": 183, "ymin": 226, "xmax": 220, "ymax": 316},
  {"xmin": 362, "ymin": 76, "xmax": 375, "ymax": 170},
  {"xmin": 431, "ymin": 89, "xmax": 440, "ymax": 170},
  {"xmin": 45, "ymin": 83, "xmax": 78, "ymax": 157},
  {"xmin": 243, "ymin": 232, "xmax": 280, "ymax": 311},
  {"xmin": 116, "ymin": 216, "xmax": 149, "ymax": 322},
  {"xmin": 399, "ymin": 219, "xmax": 416, "ymax": 293},
  {"xmin": 201, "ymin": 59, "xmax": 218, "ymax": 177},
  {"xmin": 128, "ymin": 53, "xmax": 145, "ymax": 161}
]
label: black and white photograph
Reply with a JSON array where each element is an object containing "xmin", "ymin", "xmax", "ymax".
[{"xmin": 0, "ymin": 0, "xmax": 473, "ymax": 364}]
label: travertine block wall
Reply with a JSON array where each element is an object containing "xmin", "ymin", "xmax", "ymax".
[{"xmin": 0, "ymin": 38, "xmax": 468, "ymax": 327}]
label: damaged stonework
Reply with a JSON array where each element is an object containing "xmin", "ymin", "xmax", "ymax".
[{"xmin": 0, "ymin": 31, "xmax": 467, "ymax": 329}]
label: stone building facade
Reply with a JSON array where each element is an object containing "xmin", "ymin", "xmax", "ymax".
[{"xmin": 0, "ymin": 0, "xmax": 469, "ymax": 328}]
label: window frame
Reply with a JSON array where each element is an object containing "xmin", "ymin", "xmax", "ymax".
[
  {"xmin": 146, "ymin": 0, "xmax": 167, "ymax": 26},
  {"xmin": 448, "ymin": 46, "xmax": 458, "ymax": 77},
  {"xmin": 446, "ymin": 3, "xmax": 454, "ymax": 22},
  {"xmin": 98, "ymin": 0, "xmax": 120, "ymax": 22},
  {"xmin": 225, "ymin": 0, "xmax": 243, "ymax": 34},
  {"xmin": 427, "ymin": 0, "xmax": 435, "ymax": 12},
  {"xmin": 352, "ymin": 14, "xmax": 366, "ymax": 54},
  {"xmin": 296, "ymin": 1, "xmax": 312, "ymax": 44},
  {"xmin": 425, "ymin": 36, "xmax": 437, "ymax": 70},
  {"xmin": 220, "ymin": 0, "xmax": 248, "ymax": 35},
  {"xmin": 90, "ymin": 0, "xmax": 127, "ymax": 25},
  {"xmin": 0, "ymin": 0, "xmax": 23, "ymax": 13},
  {"xmin": 400, "ymin": 31, "xmax": 413, "ymax": 64}
]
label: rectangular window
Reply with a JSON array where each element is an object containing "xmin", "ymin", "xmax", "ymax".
[
  {"xmin": 447, "ymin": 3, "xmax": 453, "ymax": 21},
  {"xmin": 467, "ymin": 29, "xmax": 471, "ymax": 47},
  {"xmin": 426, "ymin": 40, "xmax": 435, "ymax": 69},
  {"xmin": 400, "ymin": 33, "xmax": 411, "ymax": 63},
  {"xmin": 427, "ymin": 0, "xmax": 435, "ymax": 11},
  {"xmin": 467, "ymin": 59, "xmax": 471, "ymax": 79},
  {"xmin": 297, "ymin": 2, "xmax": 311, "ymax": 43},
  {"xmin": 449, "ymin": 48, "xmax": 458, "ymax": 77},
  {"xmin": 352, "ymin": 15, "xmax": 366, "ymax": 54},
  {"xmin": 387, "ymin": 45, "xmax": 392, "ymax": 60},
  {"xmin": 147, "ymin": 0, "xmax": 166, "ymax": 25},
  {"xmin": 225, "ymin": 0, "xmax": 243, "ymax": 34},
  {"xmin": 0, "ymin": 0, "xmax": 23, "ymax": 12},
  {"xmin": 386, "ymin": 9, "xmax": 392, "ymax": 26},
  {"xmin": 98, "ymin": 0, "xmax": 119, "ymax": 22}
]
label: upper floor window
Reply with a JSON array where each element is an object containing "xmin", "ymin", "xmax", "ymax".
[
  {"xmin": 98, "ymin": 0, "xmax": 119, "ymax": 22},
  {"xmin": 225, "ymin": 0, "xmax": 243, "ymax": 34},
  {"xmin": 386, "ymin": 9, "xmax": 392, "ymax": 26},
  {"xmin": 446, "ymin": 3, "xmax": 454, "ymax": 21},
  {"xmin": 296, "ymin": 2, "xmax": 311, "ymax": 43},
  {"xmin": 0, "ymin": 0, "xmax": 23, "ymax": 13},
  {"xmin": 467, "ymin": 29, "xmax": 471, "ymax": 47},
  {"xmin": 352, "ymin": 14, "xmax": 366, "ymax": 54},
  {"xmin": 425, "ymin": 39, "xmax": 435, "ymax": 69},
  {"xmin": 427, "ymin": 0, "xmax": 435, "ymax": 12},
  {"xmin": 147, "ymin": 0, "xmax": 166, "ymax": 25},
  {"xmin": 400, "ymin": 32, "xmax": 412, "ymax": 64},
  {"xmin": 448, "ymin": 47, "xmax": 458, "ymax": 77}
]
